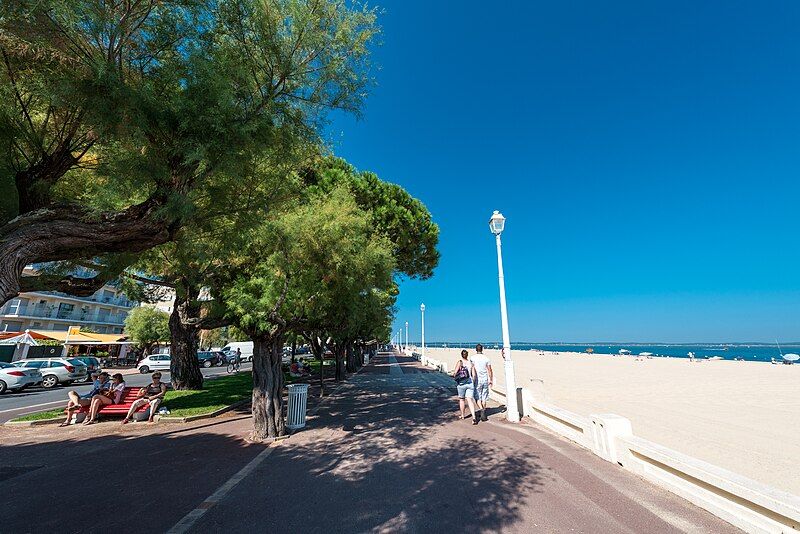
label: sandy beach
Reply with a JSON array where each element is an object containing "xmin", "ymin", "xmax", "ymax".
[{"xmin": 424, "ymin": 346, "xmax": 800, "ymax": 497}]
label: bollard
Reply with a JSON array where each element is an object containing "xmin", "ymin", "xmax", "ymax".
[{"xmin": 287, "ymin": 383, "xmax": 309, "ymax": 430}]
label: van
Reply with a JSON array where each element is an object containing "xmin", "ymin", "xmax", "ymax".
[{"xmin": 221, "ymin": 341, "xmax": 254, "ymax": 362}]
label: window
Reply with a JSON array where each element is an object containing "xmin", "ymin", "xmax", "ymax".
[
  {"xmin": 7, "ymin": 299, "xmax": 21, "ymax": 314},
  {"xmin": 47, "ymin": 361, "xmax": 65, "ymax": 368},
  {"xmin": 20, "ymin": 361, "xmax": 44, "ymax": 368},
  {"xmin": 32, "ymin": 322, "xmax": 42, "ymax": 328},
  {"xmin": 2, "ymin": 320, "xmax": 23, "ymax": 331},
  {"xmin": 57, "ymin": 303, "xmax": 74, "ymax": 319}
]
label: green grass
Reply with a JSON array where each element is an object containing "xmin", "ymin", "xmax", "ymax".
[
  {"xmin": 13, "ymin": 408, "xmax": 63, "ymax": 422},
  {"xmin": 163, "ymin": 371, "xmax": 254, "ymax": 418}
]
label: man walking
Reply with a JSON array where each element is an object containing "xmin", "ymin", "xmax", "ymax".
[{"xmin": 471, "ymin": 344, "xmax": 493, "ymax": 421}]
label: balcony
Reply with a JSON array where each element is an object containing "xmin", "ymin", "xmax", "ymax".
[
  {"xmin": 0, "ymin": 303, "xmax": 128, "ymax": 325},
  {"xmin": 28, "ymin": 292, "xmax": 135, "ymax": 308}
]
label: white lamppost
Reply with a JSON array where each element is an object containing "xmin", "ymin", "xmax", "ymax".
[
  {"xmin": 404, "ymin": 321, "xmax": 409, "ymax": 352},
  {"xmin": 420, "ymin": 303, "xmax": 426, "ymax": 364},
  {"xmin": 490, "ymin": 210, "xmax": 520, "ymax": 422}
]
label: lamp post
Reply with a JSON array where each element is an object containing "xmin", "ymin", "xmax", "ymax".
[
  {"xmin": 404, "ymin": 321, "xmax": 409, "ymax": 353},
  {"xmin": 490, "ymin": 210, "xmax": 520, "ymax": 422},
  {"xmin": 420, "ymin": 303, "xmax": 426, "ymax": 364}
]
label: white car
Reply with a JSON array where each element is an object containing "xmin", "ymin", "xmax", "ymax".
[
  {"xmin": 12, "ymin": 358, "xmax": 86, "ymax": 388},
  {"xmin": 220, "ymin": 342, "xmax": 253, "ymax": 362},
  {"xmin": 138, "ymin": 354, "xmax": 171, "ymax": 373},
  {"xmin": 0, "ymin": 362, "xmax": 42, "ymax": 394}
]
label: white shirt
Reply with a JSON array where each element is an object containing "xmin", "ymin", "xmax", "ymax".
[{"xmin": 471, "ymin": 353, "xmax": 491, "ymax": 383}]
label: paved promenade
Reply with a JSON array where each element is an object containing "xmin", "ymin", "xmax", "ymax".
[
  {"xmin": 189, "ymin": 353, "xmax": 739, "ymax": 533},
  {"xmin": 0, "ymin": 353, "xmax": 739, "ymax": 533}
]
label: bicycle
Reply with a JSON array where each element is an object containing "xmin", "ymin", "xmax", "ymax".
[{"xmin": 226, "ymin": 358, "xmax": 241, "ymax": 373}]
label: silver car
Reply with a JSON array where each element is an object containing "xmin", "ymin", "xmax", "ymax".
[
  {"xmin": 13, "ymin": 358, "xmax": 88, "ymax": 388},
  {"xmin": 0, "ymin": 362, "xmax": 42, "ymax": 394}
]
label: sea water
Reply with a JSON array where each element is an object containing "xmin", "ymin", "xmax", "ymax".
[{"xmin": 422, "ymin": 342, "xmax": 800, "ymax": 363}]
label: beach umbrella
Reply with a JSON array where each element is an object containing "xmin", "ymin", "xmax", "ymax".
[{"xmin": 782, "ymin": 353, "xmax": 799, "ymax": 362}]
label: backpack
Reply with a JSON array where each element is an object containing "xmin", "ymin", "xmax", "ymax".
[{"xmin": 454, "ymin": 360, "xmax": 471, "ymax": 383}]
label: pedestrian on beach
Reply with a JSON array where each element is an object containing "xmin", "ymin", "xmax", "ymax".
[
  {"xmin": 453, "ymin": 350, "xmax": 478, "ymax": 424},
  {"xmin": 122, "ymin": 372, "xmax": 167, "ymax": 424},
  {"xmin": 471, "ymin": 344, "xmax": 493, "ymax": 422}
]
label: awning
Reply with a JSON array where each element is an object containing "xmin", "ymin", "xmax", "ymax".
[
  {"xmin": 0, "ymin": 331, "xmax": 43, "ymax": 346},
  {"xmin": 26, "ymin": 330, "xmax": 130, "ymax": 345}
]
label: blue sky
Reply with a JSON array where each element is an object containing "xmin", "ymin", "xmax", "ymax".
[{"xmin": 328, "ymin": 1, "xmax": 800, "ymax": 343}]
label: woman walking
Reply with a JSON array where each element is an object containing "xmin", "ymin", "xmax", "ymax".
[{"xmin": 453, "ymin": 350, "xmax": 478, "ymax": 424}]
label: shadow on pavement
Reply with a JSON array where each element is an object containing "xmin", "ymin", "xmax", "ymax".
[
  {"xmin": 194, "ymin": 358, "xmax": 546, "ymax": 533},
  {"xmin": 0, "ymin": 422, "xmax": 265, "ymax": 533}
]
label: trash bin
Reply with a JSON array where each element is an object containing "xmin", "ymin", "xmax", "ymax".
[{"xmin": 287, "ymin": 383, "xmax": 309, "ymax": 430}]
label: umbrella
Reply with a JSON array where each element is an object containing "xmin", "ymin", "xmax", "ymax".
[{"xmin": 782, "ymin": 353, "xmax": 799, "ymax": 362}]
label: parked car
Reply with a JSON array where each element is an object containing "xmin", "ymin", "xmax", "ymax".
[
  {"xmin": 0, "ymin": 362, "xmax": 42, "ymax": 394},
  {"xmin": 220, "ymin": 342, "xmax": 253, "ymax": 362},
  {"xmin": 197, "ymin": 351, "xmax": 225, "ymax": 368},
  {"xmin": 72, "ymin": 356, "xmax": 102, "ymax": 381},
  {"xmin": 13, "ymin": 358, "xmax": 88, "ymax": 388},
  {"xmin": 137, "ymin": 354, "xmax": 171, "ymax": 373}
]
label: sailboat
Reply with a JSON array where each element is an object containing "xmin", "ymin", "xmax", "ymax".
[{"xmin": 776, "ymin": 340, "xmax": 798, "ymax": 365}]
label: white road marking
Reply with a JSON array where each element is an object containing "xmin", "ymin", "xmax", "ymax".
[
  {"xmin": 166, "ymin": 443, "xmax": 279, "ymax": 534},
  {"xmin": 0, "ymin": 400, "xmax": 64, "ymax": 415}
]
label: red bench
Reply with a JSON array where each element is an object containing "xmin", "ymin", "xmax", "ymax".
[{"xmin": 77, "ymin": 387, "xmax": 149, "ymax": 418}]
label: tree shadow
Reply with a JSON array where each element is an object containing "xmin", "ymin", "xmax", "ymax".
[
  {"xmin": 0, "ymin": 427, "xmax": 267, "ymax": 533},
  {"xmin": 196, "ymin": 409, "xmax": 546, "ymax": 533},
  {"xmin": 191, "ymin": 357, "xmax": 549, "ymax": 533}
]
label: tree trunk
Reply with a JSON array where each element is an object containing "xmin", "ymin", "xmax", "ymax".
[
  {"xmin": 291, "ymin": 339, "xmax": 296, "ymax": 364},
  {"xmin": 169, "ymin": 288, "xmax": 203, "ymax": 390},
  {"xmin": 334, "ymin": 344, "xmax": 346, "ymax": 381},
  {"xmin": 346, "ymin": 344, "xmax": 357, "ymax": 373},
  {"xmin": 251, "ymin": 333, "xmax": 286, "ymax": 441}
]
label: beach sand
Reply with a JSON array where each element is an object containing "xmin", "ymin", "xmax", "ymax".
[{"xmin": 424, "ymin": 346, "xmax": 800, "ymax": 496}]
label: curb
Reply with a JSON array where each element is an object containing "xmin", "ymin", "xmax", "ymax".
[
  {"xmin": 158, "ymin": 399, "xmax": 251, "ymax": 423},
  {"xmin": 4, "ymin": 416, "xmax": 64, "ymax": 427}
]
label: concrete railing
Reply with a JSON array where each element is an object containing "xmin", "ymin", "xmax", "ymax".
[{"xmin": 418, "ymin": 358, "xmax": 800, "ymax": 533}]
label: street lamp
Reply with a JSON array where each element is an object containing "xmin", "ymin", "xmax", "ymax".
[
  {"xmin": 404, "ymin": 321, "xmax": 409, "ymax": 352},
  {"xmin": 420, "ymin": 303, "xmax": 426, "ymax": 364},
  {"xmin": 490, "ymin": 210, "xmax": 520, "ymax": 422}
]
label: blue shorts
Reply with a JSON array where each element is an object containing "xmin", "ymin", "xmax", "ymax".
[
  {"xmin": 456, "ymin": 380, "xmax": 474, "ymax": 399},
  {"xmin": 475, "ymin": 381, "xmax": 490, "ymax": 402}
]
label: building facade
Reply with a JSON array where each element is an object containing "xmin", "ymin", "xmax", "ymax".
[{"xmin": 0, "ymin": 285, "xmax": 135, "ymax": 335}]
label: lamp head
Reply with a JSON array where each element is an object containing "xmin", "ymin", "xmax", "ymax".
[
  {"xmin": 420, "ymin": 303, "xmax": 425, "ymax": 312},
  {"xmin": 489, "ymin": 210, "xmax": 506, "ymax": 235}
]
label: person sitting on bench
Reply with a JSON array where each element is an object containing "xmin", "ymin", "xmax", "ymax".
[
  {"xmin": 61, "ymin": 372, "xmax": 110, "ymax": 427},
  {"xmin": 122, "ymin": 372, "xmax": 167, "ymax": 424},
  {"xmin": 83, "ymin": 373, "xmax": 125, "ymax": 425}
]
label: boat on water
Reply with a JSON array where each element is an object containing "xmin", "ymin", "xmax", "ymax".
[
  {"xmin": 619, "ymin": 349, "xmax": 631, "ymax": 355},
  {"xmin": 639, "ymin": 352, "xmax": 654, "ymax": 357},
  {"xmin": 776, "ymin": 341, "xmax": 798, "ymax": 365},
  {"xmin": 706, "ymin": 356, "xmax": 724, "ymax": 361}
]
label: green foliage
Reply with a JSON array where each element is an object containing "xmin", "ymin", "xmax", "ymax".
[
  {"xmin": 123, "ymin": 306, "xmax": 169, "ymax": 351},
  {"xmin": 0, "ymin": 0, "xmax": 380, "ymax": 293},
  {"xmin": 304, "ymin": 156, "xmax": 440, "ymax": 279},
  {"xmin": 222, "ymin": 187, "xmax": 395, "ymax": 338}
]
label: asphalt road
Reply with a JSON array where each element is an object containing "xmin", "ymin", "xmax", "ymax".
[{"xmin": 0, "ymin": 362, "xmax": 253, "ymax": 423}]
